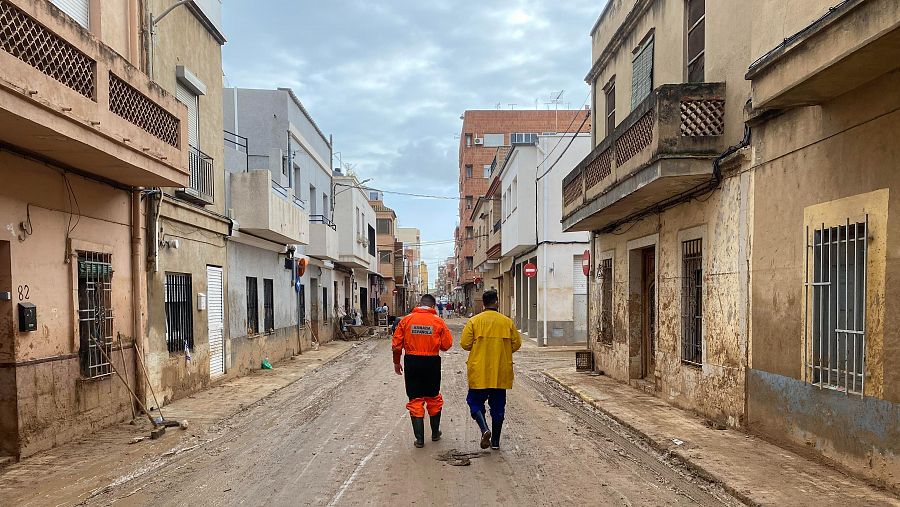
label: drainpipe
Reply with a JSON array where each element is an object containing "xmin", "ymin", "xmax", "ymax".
[
  {"xmin": 131, "ymin": 190, "xmax": 147, "ymax": 407},
  {"xmin": 536, "ymin": 141, "xmax": 549, "ymax": 347}
]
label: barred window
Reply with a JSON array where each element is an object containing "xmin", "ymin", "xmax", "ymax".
[
  {"xmin": 78, "ymin": 252, "xmax": 113, "ymax": 378},
  {"xmin": 263, "ymin": 278, "xmax": 274, "ymax": 332},
  {"xmin": 631, "ymin": 34, "xmax": 654, "ymax": 110},
  {"xmin": 246, "ymin": 277, "xmax": 259, "ymax": 334},
  {"xmin": 599, "ymin": 258, "xmax": 613, "ymax": 345},
  {"xmin": 164, "ymin": 272, "xmax": 194, "ymax": 353},
  {"xmin": 681, "ymin": 239, "xmax": 702, "ymax": 365},
  {"xmin": 807, "ymin": 219, "xmax": 867, "ymax": 394}
]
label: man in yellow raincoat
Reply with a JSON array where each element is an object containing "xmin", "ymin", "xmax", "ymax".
[{"xmin": 460, "ymin": 290, "xmax": 521, "ymax": 450}]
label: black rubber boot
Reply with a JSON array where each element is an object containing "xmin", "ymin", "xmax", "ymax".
[
  {"xmin": 411, "ymin": 416, "xmax": 425, "ymax": 448},
  {"xmin": 472, "ymin": 410, "xmax": 491, "ymax": 449},
  {"xmin": 490, "ymin": 418, "xmax": 503, "ymax": 449},
  {"xmin": 430, "ymin": 412, "xmax": 442, "ymax": 441}
]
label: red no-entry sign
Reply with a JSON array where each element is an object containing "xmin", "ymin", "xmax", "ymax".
[
  {"xmin": 523, "ymin": 262, "xmax": 537, "ymax": 278},
  {"xmin": 582, "ymin": 250, "xmax": 591, "ymax": 276}
]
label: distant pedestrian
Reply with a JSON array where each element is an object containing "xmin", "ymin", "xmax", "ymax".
[
  {"xmin": 437, "ymin": 301, "xmax": 445, "ymax": 319},
  {"xmin": 460, "ymin": 290, "xmax": 521, "ymax": 450},
  {"xmin": 392, "ymin": 294, "xmax": 453, "ymax": 448}
]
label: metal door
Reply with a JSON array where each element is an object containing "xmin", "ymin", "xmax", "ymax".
[
  {"xmin": 207, "ymin": 266, "xmax": 225, "ymax": 377},
  {"xmin": 641, "ymin": 249, "xmax": 656, "ymax": 378},
  {"xmin": 573, "ymin": 256, "xmax": 588, "ymax": 341},
  {"xmin": 310, "ymin": 278, "xmax": 319, "ymax": 343}
]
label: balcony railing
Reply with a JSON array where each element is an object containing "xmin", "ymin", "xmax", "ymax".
[
  {"xmin": 176, "ymin": 146, "xmax": 214, "ymax": 205},
  {"xmin": 493, "ymin": 220, "xmax": 501, "ymax": 233},
  {"xmin": 562, "ymin": 82, "xmax": 726, "ymax": 228},
  {"xmin": 310, "ymin": 214, "xmax": 336, "ymax": 230}
]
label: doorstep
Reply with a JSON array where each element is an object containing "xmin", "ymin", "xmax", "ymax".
[{"xmin": 543, "ymin": 367, "xmax": 899, "ymax": 506}]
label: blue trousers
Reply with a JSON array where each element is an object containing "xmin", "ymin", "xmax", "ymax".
[{"xmin": 466, "ymin": 388, "xmax": 507, "ymax": 421}]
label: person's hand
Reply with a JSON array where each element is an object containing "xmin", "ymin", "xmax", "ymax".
[{"xmin": 394, "ymin": 362, "xmax": 403, "ymax": 375}]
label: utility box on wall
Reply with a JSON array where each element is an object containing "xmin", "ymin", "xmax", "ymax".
[{"xmin": 18, "ymin": 302, "xmax": 36, "ymax": 332}]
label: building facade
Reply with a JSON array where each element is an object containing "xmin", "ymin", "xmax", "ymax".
[
  {"xmin": 456, "ymin": 110, "xmax": 590, "ymax": 312},
  {"xmin": 332, "ymin": 170, "xmax": 378, "ymax": 325}
]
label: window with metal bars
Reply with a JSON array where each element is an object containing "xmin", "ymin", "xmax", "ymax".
[
  {"xmin": 686, "ymin": 0, "xmax": 705, "ymax": 83},
  {"xmin": 246, "ymin": 277, "xmax": 259, "ymax": 334},
  {"xmin": 599, "ymin": 258, "xmax": 614, "ymax": 345},
  {"xmin": 681, "ymin": 239, "xmax": 703, "ymax": 365},
  {"xmin": 164, "ymin": 272, "xmax": 194, "ymax": 353},
  {"xmin": 78, "ymin": 252, "xmax": 113, "ymax": 378},
  {"xmin": 807, "ymin": 219, "xmax": 867, "ymax": 395},
  {"xmin": 263, "ymin": 278, "xmax": 274, "ymax": 333}
]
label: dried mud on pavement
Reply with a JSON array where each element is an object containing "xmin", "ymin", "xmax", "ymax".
[{"xmin": 36, "ymin": 322, "xmax": 740, "ymax": 506}]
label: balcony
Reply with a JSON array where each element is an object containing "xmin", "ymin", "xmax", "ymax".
[
  {"xmin": 746, "ymin": 0, "xmax": 900, "ymax": 112},
  {"xmin": 231, "ymin": 170, "xmax": 308, "ymax": 245},
  {"xmin": 308, "ymin": 214, "xmax": 339, "ymax": 261},
  {"xmin": 0, "ymin": 0, "xmax": 187, "ymax": 187},
  {"xmin": 175, "ymin": 146, "xmax": 214, "ymax": 205},
  {"xmin": 562, "ymin": 83, "xmax": 727, "ymax": 232}
]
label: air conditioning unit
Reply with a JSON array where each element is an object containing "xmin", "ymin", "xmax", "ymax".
[{"xmin": 474, "ymin": 138, "xmax": 484, "ymax": 145}]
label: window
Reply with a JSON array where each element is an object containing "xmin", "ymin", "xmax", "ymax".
[
  {"xmin": 322, "ymin": 194, "xmax": 329, "ymax": 220},
  {"xmin": 51, "ymin": 0, "xmax": 89, "ymax": 29},
  {"xmin": 175, "ymin": 82, "xmax": 200, "ymax": 148},
  {"xmin": 483, "ymin": 133, "xmax": 504, "ymax": 147},
  {"xmin": 263, "ymin": 279, "xmax": 274, "ymax": 332},
  {"xmin": 465, "ymin": 196, "xmax": 473, "ymax": 209},
  {"xmin": 631, "ymin": 34, "xmax": 655, "ymax": 110},
  {"xmin": 808, "ymin": 220, "xmax": 867, "ymax": 394},
  {"xmin": 368, "ymin": 225, "xmax": 376, "ymax": 256},
  {"xmin": 686, "ymin": 0, "xmax": 705, "ymax": 83},
  {"xmin": 78, "ymin": 252, "xmax": 113, "ymax": 378},
  {"xmin": 163, "ymin": 272, "xmax": 194, "ymax": 354},
  {"xmin": 309, "ymin": 185, "xmax": 317, "ymax": 216},
  {"xmin": 369, "ymin": 191, "xmax": 381, "ymax": 201},
  {"xmin": 466, "ymin": 226, "xmax": 473, "ymax": 240},
  {"xmin": 599, "ymin": 258, "xmax": 613, "ymax": 345},
  {"xmin": 483, "ymin": 164, "xmax": 491, "ymax": 177},
  {"xmin": 246, "ymin": 277, "xmax": 259, "ymax": 334},
  {"xmin": 377, "ymin": 218, "xmax": 392, "ymax": 235},
  {"xmin": 511, "ymin": 178, "xmax": 518, "ymax": 209},
  {"xmin": 465, "ymin": 133, "xmax": 473, "ymax": 147},
  {"xmin": 510, "ymin": 133, "xmax": 538, "ymax": 145},
  {"xmin": 465, "ymin": 257, "xmax": 474, "ymax": 271},
  {"xmin": 681, "ymin": 239, "xmax": 703, "ymax": 365},
  {"xmin": 379, "ymin": 250, "xmax": 393, "ymax": 265},
  {"xmin": 604, "ymin": 79, "xmax": 616, "ymax": 136},
  {"xmin": 465, "ymin": 164, "xmax": 473, "ymax": 178}
]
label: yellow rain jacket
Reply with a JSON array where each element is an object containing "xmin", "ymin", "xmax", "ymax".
[{"xmin": 460, "ymin": 309, "xmax": 522, "ymax": 389}]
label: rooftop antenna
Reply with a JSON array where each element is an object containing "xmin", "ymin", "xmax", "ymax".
[
  {"xmin": 507, "ymin": 103, "xmax": 517, "ymax": 110},
  {"xmin": 495, "ymin": 101, "xmax": 502, "ymax": 110},
  {"xmin": 545, "ymin": 90, "xmax": 565, "ymax": 130}
]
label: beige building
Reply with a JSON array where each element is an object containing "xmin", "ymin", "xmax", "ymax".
[
  {"xmin": 743, "ymin": 0, "xmax": 900, "ymax": 491},
  {"xmin": 565, "ymin": 0, "xmax": 900, "ymax": 491},
  {"xmin": 0, "ymin": 0, "xmax": 190, "ymax": 458},
  {"xmin": 371, "ymin": 198, "xmax": 400, "ymax": 316}
]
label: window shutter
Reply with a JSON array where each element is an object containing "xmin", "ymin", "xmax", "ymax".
[
  {"xmin": 573, "ymin": 257, "xmax": 588, "ymax": 295},
  {"xmin": 176, "ymin": 82, "xmax": 200, "ymax": 147},
  {"xmin": 631, "ymin": 37, "xmax": 654, "ymax": 110},
  {"xmin": 51, "ymin": 0, "xmax": 90, "ymax": 29}
]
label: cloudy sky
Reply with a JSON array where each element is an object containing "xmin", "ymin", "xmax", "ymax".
[{"xmin": 221, "ymin": 1, "xmax": 601, "ymax": 283}]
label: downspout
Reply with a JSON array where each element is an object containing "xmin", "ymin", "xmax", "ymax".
[
  {"xmin": 131, "ymin": 190, "xmax": 147, "ymax": 407},
  {"xmin": 536, "ymin": 141, "xmax": 548, "ymax": 347}
]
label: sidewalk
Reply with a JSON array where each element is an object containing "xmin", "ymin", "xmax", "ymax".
[
  {"xmin": 0, "ymin": 339, "xmax": 360, "ymax": 507},
  {"xmin": 544, "ymin": 367, "xmax": 899, "ymax": 506}
]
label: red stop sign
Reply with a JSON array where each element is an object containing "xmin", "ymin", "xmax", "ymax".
[
  {"xmin": 523, "ymin": 262, "xmax": 538, "ymax": 278},
  {"xmin": 582, "ymin": 250, "xmax": 591, "ymax": 276}
]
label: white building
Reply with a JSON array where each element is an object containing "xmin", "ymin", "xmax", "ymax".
[
  {"xmin": 333, "ymin": 170, "xmax": 379, "ymax": 322},
  {"xmin": 499, "ymin": 134, "xmax": 591, "ymax": 345}
]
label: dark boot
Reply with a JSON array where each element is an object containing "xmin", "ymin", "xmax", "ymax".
[
  {"xmin": 430, "ymin": 412, "xmax": 442, "ymax": 441},
  {"xmin": 411, "ymin": 416, "xmax": 425, "ymax": 448},
  {"xmin": 472, "ymin": 410, "xmax": 491, "ymax": 449},
  {"xmin": 490, "ymin": 418, "xmax": 503, "ymax": 449}
]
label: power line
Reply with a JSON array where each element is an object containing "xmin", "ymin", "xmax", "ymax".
[{"xmin": 536, "ymin": 110, "xmax": 591, "ymax": 182}]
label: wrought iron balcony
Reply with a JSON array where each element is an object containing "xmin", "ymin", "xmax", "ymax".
[
  {"xmin": 0, "ymin": 0, "xmax": 187, "ymax": 187},
  {"xmin": 562, "ymin": 82, "xmax": 727, "ymax": 232},
  {"xmin": 176, "ymin": 146, "xmax": 215, "ymax": 205}
]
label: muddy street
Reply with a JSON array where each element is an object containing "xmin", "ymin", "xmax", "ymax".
[{"xmin": 77, "ymin": 322, "xmax": 738, "ymax": 506}]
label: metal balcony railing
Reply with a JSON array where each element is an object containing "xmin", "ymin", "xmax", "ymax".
[
  {"xmin": 310, "ymin": 214, "xmax": 336, "ymax": 230},
  {"xmin": 177, "ymin": 146, "xmax": 214, "ymax": 205}
]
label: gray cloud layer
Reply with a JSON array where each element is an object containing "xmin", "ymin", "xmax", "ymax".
[{"xmin": 222, "ymin": 0, "xmax": 601, "ymax": 279}]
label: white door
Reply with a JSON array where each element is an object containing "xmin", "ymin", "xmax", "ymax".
[
  {"xmin": 207, "ymin": 266, "xmax": 225, "ymax": 377},
  {"xmin": 573, "ymin": 256, "xmax": 588, "ymax": 341}
]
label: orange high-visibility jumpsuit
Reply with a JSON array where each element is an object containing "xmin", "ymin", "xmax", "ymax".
[{"xmin": 392, "ymin": 307, "xmax": 453, "ymax": 417}]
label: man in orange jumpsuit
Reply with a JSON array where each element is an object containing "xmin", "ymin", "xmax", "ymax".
[{"xmin": 392, "ymin": 294, "xmax": 453, "ymax": 448}]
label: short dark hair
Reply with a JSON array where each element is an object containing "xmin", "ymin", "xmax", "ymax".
[
  {"xmin": 420, "ymin": 294, "xmax": 437, "ymax": 306},
  {"xmin": 482, "ymin": 290, "xmax": 499, "ymax": 307}
]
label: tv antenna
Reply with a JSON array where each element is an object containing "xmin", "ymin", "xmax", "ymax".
[{"xmin": 544, "ymin": 90, "xmax": 565, "ymax": 130}]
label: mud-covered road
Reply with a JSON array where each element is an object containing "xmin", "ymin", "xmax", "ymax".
[{"xmin": 85, "ymin": 322, "xmax": 740, "ymax": 506}]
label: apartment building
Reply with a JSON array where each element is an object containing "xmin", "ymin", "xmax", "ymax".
[
  {"xmin": 222, "ymin": 87, "xmax": 339, "ymax": 374},
  {"xmin": 562, "ymin": 0, "xmax": 752, "ymax": 424},
  {"xmin": 397, "ymin": 227, "xmax": 421, "ymax": 307},
  {"xmin": 471, "ymin": 148, "xmax": 509, "ymax": 314},
  {"xmin": 743, "ymin": 0, "xmax": 900, "ymax": 489},
  {"xmin": 501, "ymin": 134, "xmax": 591, "ymax": 345},
  {"xmin": 333, "ymin": 170, "xmax": 378, "ymax": 324},
  {"xmin": 456, "ymin": 110, "xmax": 589, "ymax": 311},
  {"xmin": 371, "ymin": 197, "xmax": 401, "ymax": 317},
  {"xmin": 0, "ymin": 0, "xmax": 191, "ymax": 458}
]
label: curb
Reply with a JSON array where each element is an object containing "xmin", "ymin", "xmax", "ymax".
[{"xmin": 540, "ymin": 370, "xmax": 758, "ymax": 506}]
